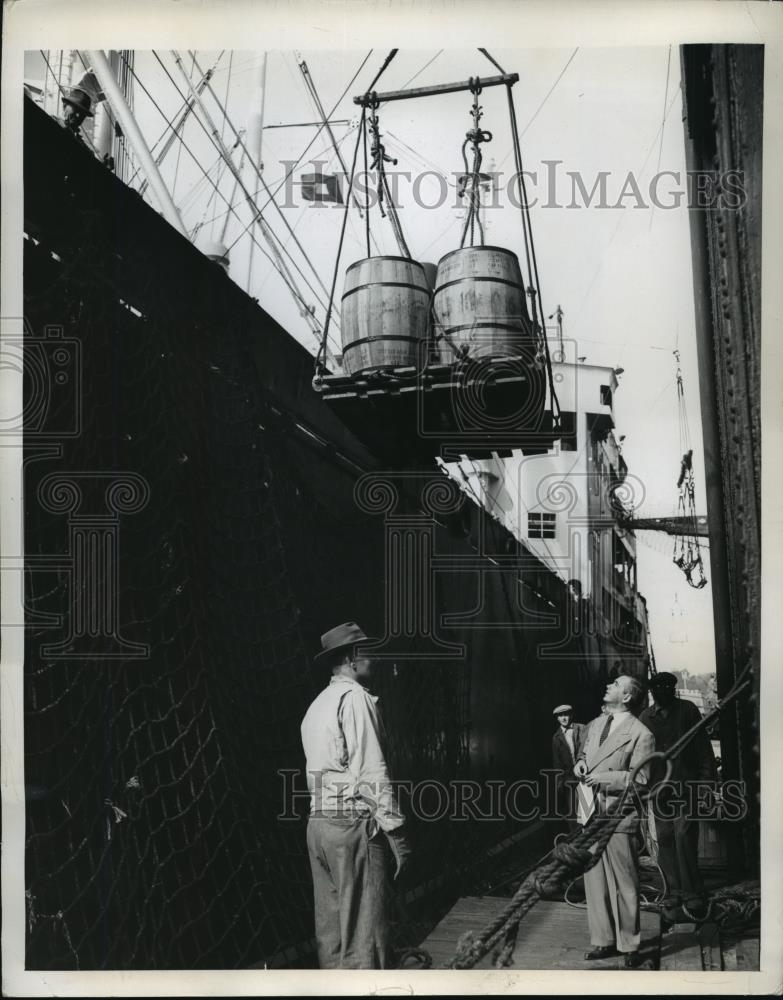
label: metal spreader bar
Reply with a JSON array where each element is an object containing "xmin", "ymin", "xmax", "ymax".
[{"xmin": 353, "ymin": 72, "xmax": 519, "ymax": 107}]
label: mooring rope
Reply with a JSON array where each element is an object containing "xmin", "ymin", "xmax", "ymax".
[{"xmin": 400, "ymin": 659, "xmax": 754, "ymax": 970}]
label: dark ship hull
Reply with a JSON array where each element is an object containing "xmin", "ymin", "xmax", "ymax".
[{"xmin": 22, "ymin": 98, "xmax": 647, "ymax": 969}]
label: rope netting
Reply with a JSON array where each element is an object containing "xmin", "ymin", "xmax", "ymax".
[
  {"xmin": 22, "ymin": 97, "xmax": 648, "ymax": 971},
  {"xmin": 23, "ymin": 240, "xmax": 317, "ymax": 968}
]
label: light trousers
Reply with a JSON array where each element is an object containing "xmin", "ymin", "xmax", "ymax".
[
  {"xmin": 306, "ymin": 814, "xmax": 392, "ymax": 969},
  {"xmin": 584, "ymin": 827, "xmax": 641, "ymax": 953}
]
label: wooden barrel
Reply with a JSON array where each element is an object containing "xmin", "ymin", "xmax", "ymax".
[
  {"xmin": 433, "ymin": 246, "xmax": 531, "ymax": 362},
  {"xmin": 340, "ymin": 257, "xmax": 430, "ymax": 375}
]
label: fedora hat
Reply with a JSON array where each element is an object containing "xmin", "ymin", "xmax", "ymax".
[
  {"xmin": 62, "ymin": 87, "xmax": 94, "ymax": 118},
  {"xmin": 314, "ymin": 621, "xmax": 376, "ymax": 664}
]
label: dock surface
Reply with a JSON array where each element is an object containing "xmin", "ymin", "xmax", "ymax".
[
  {"xmin": 419, "ymin": 895, "xmax": 760, "ymax": 971},
  {"xmin": 420, "ymin": 896, "xmax": 660, "ymax": 969}
]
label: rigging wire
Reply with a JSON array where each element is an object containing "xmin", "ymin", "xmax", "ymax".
[
  {"xmin": 505, "ymin": 81, "xmax": 561, "ymax": 432},
  {"xmin": 177, "ymin": 50, "xmax": 335, "ymax": 308},
  {"xmin": 131, "ymin": 53, "xmax": 223, "ymax": 193},
  {"xmin": 221, "ymin": 51, "xmax": 233, "ymax": 147},
  {"xmin": 200, "ymin": 122, "xmax": 357, "ymax": 234},
  {"xmin": 149, "ymin": 50, "xmax": 333, "ymax": 329},
  {"xmin": 393, "ymin": 50, "xmax": 444, "ymax": 93},
  {"xmin": 315, "ymin": 108, "xmax": 368, "ymax": 379},
  {"xmin": 649, "ymin": 45, "xmax": 672, "ymax": 232},
  {"xmin": 114, "ymin": 53, "xmax": 331, "ymax": 344},
  {"xmin": 495, "ymin": 48, "xmax": 579, "ymax": 171},
  {"xmin": 519, "ymin": 47, "xmax": 579, "ymax": 142},
  {"xmin": 383, "ymin": 130, "xmax": 457, "ymax": 188},
  {"xmin": 223, "ymin": 50, "xmax": 374, "ymax": 257},
  {"xmin": 172, "ymin": 51, "xmax": 197, "ymax": 198},
  {"xmin": 294, "ymin": 52, "xmax": 381, "ymax": 256}
]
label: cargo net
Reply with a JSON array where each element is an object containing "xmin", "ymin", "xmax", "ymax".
[
  {"xmin": 21, "ymin": 104, "xmax": 476, "ymax": 970},
  {"xmin": 23, "ymin": 262, "xmax": 315, "ymax": 968}
]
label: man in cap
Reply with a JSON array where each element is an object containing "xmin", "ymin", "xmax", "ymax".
[
  {"xmin": 574, "ymin": 675, "xmax": 655, "ymax": 968},
  {"xmin": 301, "ymin": 622, "xmax": 412, "ymax": 969},
  {"xmin": 551, "ymin": 704, "xmax": 585, "ymax": 829},
  {"xmin": 60, "ymin": 87, "xmax": 93, "ymax": 140},
  {"xmin": 640, "ymin": 671, "xmax": 716, "ymax": 925}
]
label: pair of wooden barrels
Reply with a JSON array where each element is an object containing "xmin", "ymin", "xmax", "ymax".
[{"xmin": 340, "ymin": 247, "xmax": 532, "ymax": 376}]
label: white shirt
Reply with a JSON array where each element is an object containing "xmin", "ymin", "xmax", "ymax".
[{"xmin": 300, "ymin": 675, "xmax": 404, "ymax": 834}]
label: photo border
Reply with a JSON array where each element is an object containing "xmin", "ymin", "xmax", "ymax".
[{"xmin": 2, "ymin": 1, "xmax": 782, "ymax": 994}]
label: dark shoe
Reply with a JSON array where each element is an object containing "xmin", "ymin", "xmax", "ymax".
[
  {"xmin": 622, "ymin": 951, "xmax": 643, "ymax": 969},
  {"xmin": 584, "ymin": 944, "xmax": 618, "ymax": 960}
]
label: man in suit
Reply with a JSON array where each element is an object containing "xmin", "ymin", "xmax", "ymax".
[
  {"xmin": 574, "ymin": 674, "xmax": 655, "ymax": 969},
  {"xmin": 640, "ymin": 672, "xmax": 717, "ymax": 925},
  {"xmin": 551, "ymin": 704, "xmax": 585, "ymax": 829}
]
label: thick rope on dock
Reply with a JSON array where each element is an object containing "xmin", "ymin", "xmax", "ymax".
[
  {"xmin": 448, "ymin": 805, "xmax": 636, "ymax": 969},
  {"xmin": 405, "ymin": 660, "xmax": 755, "ymax": 971}
]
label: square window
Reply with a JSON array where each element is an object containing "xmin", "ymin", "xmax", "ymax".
[{"xmin": 528, "ymin": 512, "xmax": 556, "ymax": 539}]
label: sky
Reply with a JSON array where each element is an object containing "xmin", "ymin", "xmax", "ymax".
[{"xmin": 25, "ymin": 46, "xmax": 718, "ymax": 675}]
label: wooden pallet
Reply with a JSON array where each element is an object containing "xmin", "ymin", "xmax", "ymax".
[{"xmin": 318, "ymin": 357, "xmax": 557, "ymax": 464}]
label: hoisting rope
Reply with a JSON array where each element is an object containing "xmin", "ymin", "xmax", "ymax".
[
  {"xmin": 400, "ymin": 658, "xmax": 754, "ymax": 970},
  {"xmin": 672, "ymin": 349, "xmax": 708, "ymax": 589},
  {"xmin": 368, "ymin": 94, "xmax": 412, "ymax": 259},
  {"xmin": 505, "ymin": 82, "xmax": 562, "ymax": 434},
  {"xmin": 458, "ymin": 79, "xmax": 492, "ymax": 249},
  {"xmin": 313, "ymin": 108, "xmax": 368, "ymax": 384},
  {"xmin": 312, "ymin": 49, "xmax": 401, "ymax": 384}
]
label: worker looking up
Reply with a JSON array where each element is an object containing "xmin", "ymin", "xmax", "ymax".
[
  {"xmin": 301, "ymin": 622, "xmax": 411, "ymax": 969},
  {"xmin": 60, "ymin": 87, "xmax": 93, "ymax": 140}
]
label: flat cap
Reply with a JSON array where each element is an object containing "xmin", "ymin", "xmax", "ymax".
[
  {"xmin": 552, "ymin": 704, "xmax": 573, "ymax": 715},
  {"xmin": 650, "ymin": 672, "xmax": 677, "ymax": 689}
]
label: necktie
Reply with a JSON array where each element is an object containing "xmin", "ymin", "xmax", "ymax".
[{"xmin": 598, "ymin": 714, "xmax": 613, "ymax": 746}]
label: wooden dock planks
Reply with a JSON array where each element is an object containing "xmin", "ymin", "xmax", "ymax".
[
  {"xmin": 659, "ymin": 922, "xmax": 704, "ymax": 972},
  {"xmin": 419, "ymin": 896, "xmax": 660, "ymax": 970}
]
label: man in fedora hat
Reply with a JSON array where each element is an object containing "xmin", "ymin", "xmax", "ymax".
[
  {"xmin": 640, "ymin": 671, "xmax": 716, "ymax": 926},
  {"xmin": 551, "ymin": 704, "xmax": 585, "ymax": 830},
  {"xmin": 61, "ymin": 87, "xmax": 93, "ymax": 139},
  {"xmin": 301, "ymin": 621, "xmax": 411, "ymax": 969}
]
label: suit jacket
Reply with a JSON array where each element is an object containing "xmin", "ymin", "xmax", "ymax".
[
  {"xmin": 552, "ymin": 724, "xmax": 585, "ymax": 787},
  {"xmin": 577, "ymin": 711, "xmax": 655, "ymax": 815}
]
